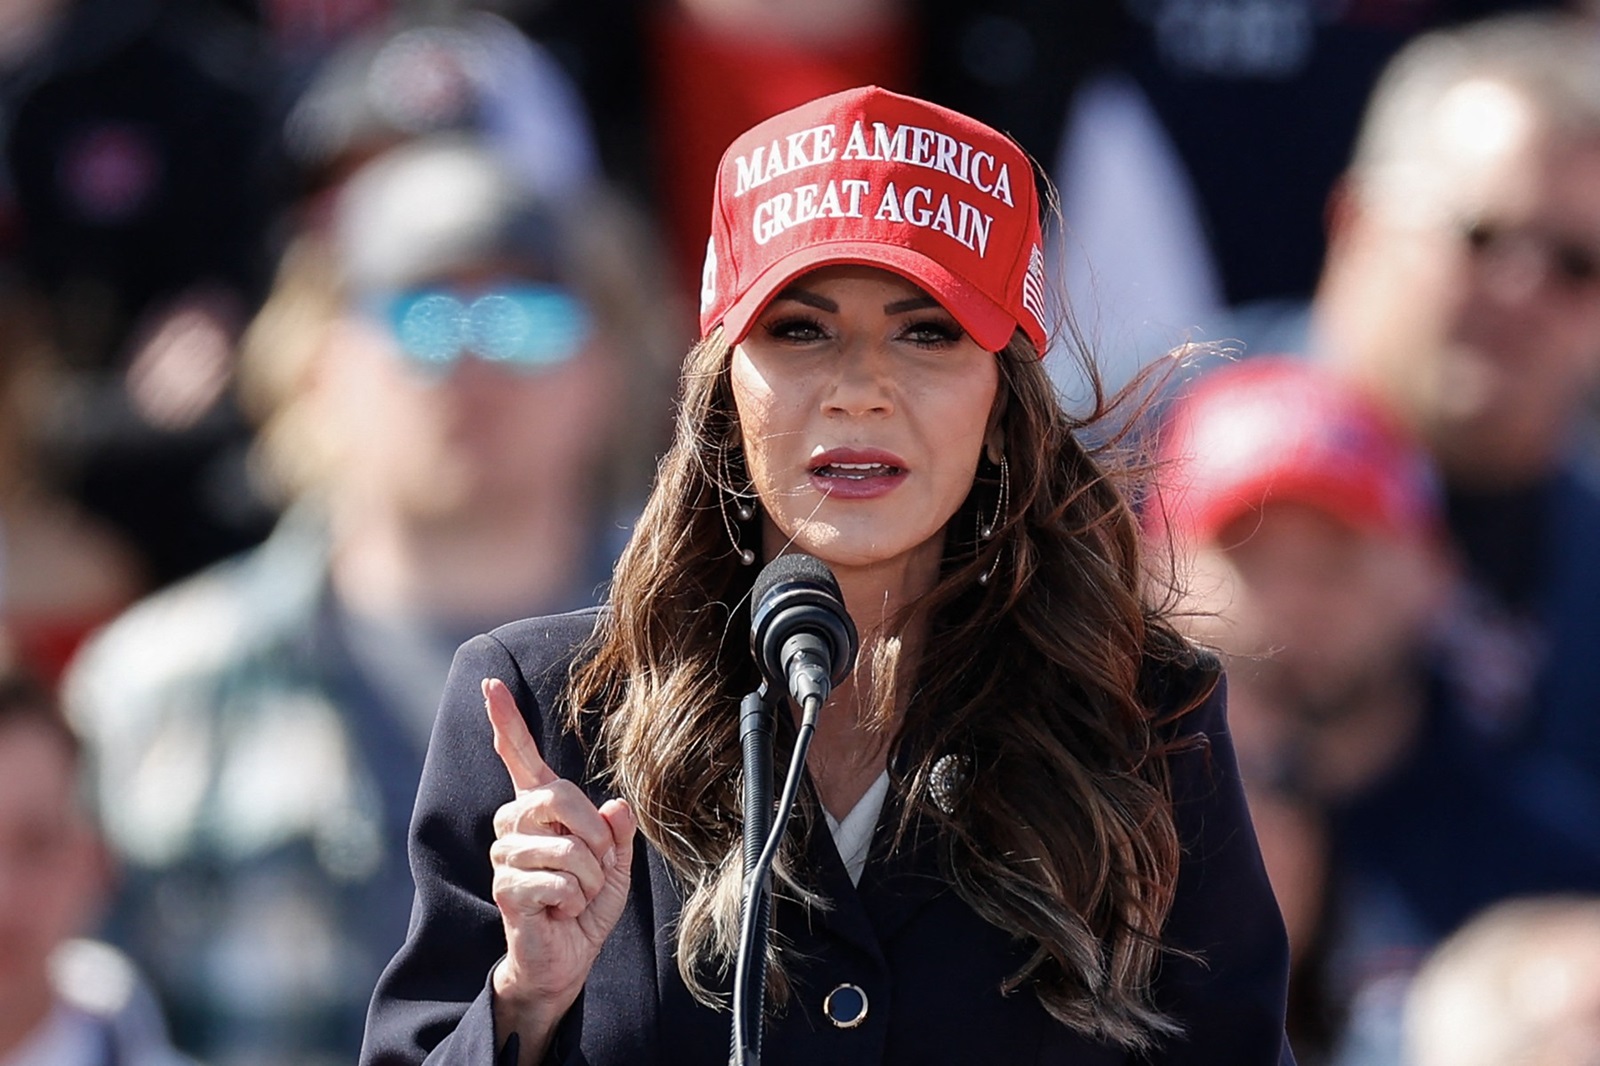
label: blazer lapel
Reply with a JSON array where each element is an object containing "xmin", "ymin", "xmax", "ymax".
[{"xmin": 856, "ymin": 790, "xmax": 951, "ymax": 944}]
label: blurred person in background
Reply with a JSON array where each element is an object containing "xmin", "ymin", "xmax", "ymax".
[
  {"xmin": 63, "ymin": 134, "xmax": 677, "ymax": 1066},
  {"xmin": 279, "ymin": 10, "xmax": 602, "ymax": 218},
  {"xmin": 0, "ymin": 273, "xmax": 144, "ymax": 687},
  {"xmin": 1403, "ymin": 895, "xmax": 1600, "ymax": 1066},
  {"xmin": 1150, "ymin": 355, "xmax": 1453, "ymax": 1064},
  {"xmin": 1023, "ymin": 0, "xmax": 1576, "ymax": 402},
  {"xmin": 2, "ymin": 0, "xmax": 283, "ymax": 586},
  {"xmin": 1295, "ymin": 10, "xmax": 1600, "ymax": 1060},
  {"xmin": 0, "ymin": 666, "xmax": 196, "ymax": 1066},
  {"xmin": 1154, "ymin": 357, "xmax": 1450, "ymax": 812}
]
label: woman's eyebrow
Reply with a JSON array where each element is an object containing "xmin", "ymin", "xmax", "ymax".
[
  {"xmin": 767, "ymin": 290, "xmax": 941, "ymax": 315},
  {"xmin": 884, "ymin": 295, "xmax": 940, "ymax": 314},
  {"xmin": 771, "ymin": 287, "xmax": 837, "ymax": 312}
]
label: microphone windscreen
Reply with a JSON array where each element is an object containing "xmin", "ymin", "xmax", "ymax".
[{"xmin": 751, "ymin": 552, "xmax": 840, "ymax": 609}]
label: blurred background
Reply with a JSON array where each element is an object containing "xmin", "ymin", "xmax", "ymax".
[{"xmin": 1, "ymin": 1, "xmax": 1600, "ymax": 1064}]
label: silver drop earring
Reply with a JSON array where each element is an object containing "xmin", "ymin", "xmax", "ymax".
[
  {"xmin": 721, "ymin": 491, "xmax": 757, "ymax": 567},
  {"xmin": 980, "ymin": 454, "xmax": 1009, "ymax": 541},
  {"xmin": 719, "ymin": 444, "xmax": 757, "ymax": 566},
  {"xmin": 978, "ymin": 545, "xmax": 1002, "ymax": 587},
  {"xmin": 977, "ymin": 454, "xmax": 1008, "ymax": 586}
]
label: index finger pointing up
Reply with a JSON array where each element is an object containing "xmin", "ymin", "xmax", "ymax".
[{"xmin": 483, "ymin": 677, "xmax": 558, "ymax": 793}]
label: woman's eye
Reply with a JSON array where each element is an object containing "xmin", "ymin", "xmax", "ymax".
[
  {"xmin": 901, "ymin": 318, "xmax": 965, "ymax": 347},
  {"xmin": 764, "ymin": 314, "xmax": 829, "ymax": 343}
]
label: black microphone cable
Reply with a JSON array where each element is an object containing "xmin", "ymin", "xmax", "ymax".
[{"xmin": 731, "ymin": 687, "xmax": 823, "ymax": 1065}]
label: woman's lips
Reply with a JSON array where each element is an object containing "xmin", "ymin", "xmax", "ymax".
[{"xmin": 808, "ymin": 449, "xmax": 907, "ymax": 499}]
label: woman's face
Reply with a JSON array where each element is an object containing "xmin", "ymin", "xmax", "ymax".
[{"xmin": 731, "ymin": 265, "xmax": 1002, "ymax": 586}]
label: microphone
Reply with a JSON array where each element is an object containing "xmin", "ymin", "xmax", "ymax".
[
  {"xmin": 749, "ymin": 553, "xmax": 859, "ymax": 710},
  {"xmin": 733, "ymin": 553, "xmax": 858, "ymax": 1065}
]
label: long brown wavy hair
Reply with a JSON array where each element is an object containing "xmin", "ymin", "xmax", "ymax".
[{"xmin": 566, "ymin": 325, "xmax": 1216, "ymax": 1049}]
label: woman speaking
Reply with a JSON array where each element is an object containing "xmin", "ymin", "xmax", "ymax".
[{"xmin": 361, "ymin": 87, "xmax": 1294, "ymax": 1065}]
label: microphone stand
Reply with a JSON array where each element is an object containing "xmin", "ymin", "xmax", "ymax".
[
  {"xmin": 730, "ymin": 686, "xmax": 824, "ymax": 1066},
  {"xmin": 732, "ymin": 686, "xmax": 775, "ymax": 1066},
  {"xmin": 734, "ymin": 554, "xmax": 856, "ymax": 1066}
]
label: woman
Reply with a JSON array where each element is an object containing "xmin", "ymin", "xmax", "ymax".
[{"xmin": 361, "ymin": 87, "xmax": 1293, "ymax": 1065}]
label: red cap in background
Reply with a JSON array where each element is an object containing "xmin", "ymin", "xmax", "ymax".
[{"xmin": 1152, "ymin": 356, "xmax": 1442, "ymax": 545}]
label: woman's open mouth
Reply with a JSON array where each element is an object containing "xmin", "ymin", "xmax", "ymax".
[
  {"xmin": 812, "ymin": 461, "xmax": 904, "ymax": 480},
  {"xmin": 807, "ymin": 450, "xmax": 908, "ymax": 499}
]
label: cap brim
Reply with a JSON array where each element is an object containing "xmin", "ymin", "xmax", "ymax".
[{"xmin": 717, "ymin": 240, "xmax": 1023, "ymax": 353}]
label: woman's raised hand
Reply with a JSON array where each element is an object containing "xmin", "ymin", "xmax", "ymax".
[{"xmin": 483, "ymin": 677, "xmax": 636, "ymax": 1057}]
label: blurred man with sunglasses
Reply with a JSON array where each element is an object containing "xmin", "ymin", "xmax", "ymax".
[
  {"xmin": 1304, "ymin": 13, "xmax": 1600, "ymax": 1062},
  {"xmin": 59, "ymin": 136, "xmax": 677, "ymax": 1066},
  {"xmin": 1318, "ymin": 15, "xmax": 1600, "ymax": 502}
]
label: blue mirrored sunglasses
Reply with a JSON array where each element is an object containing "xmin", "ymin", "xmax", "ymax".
[{"xmin": 378, "ymin": 283, "xmax": 592, "ymax": 372}]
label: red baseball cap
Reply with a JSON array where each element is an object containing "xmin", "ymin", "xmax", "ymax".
[
  {"xmin": 1152, "ymin": 356, "xmax": 1442, "ymax": 545},
  {"xmin": 698, "ymin": 85, "xmax": 1049, "ymax": 353}
]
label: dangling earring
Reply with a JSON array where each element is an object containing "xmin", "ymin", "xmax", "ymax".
[
  {"xmin": 977, "ymin": 454, "xmax": 1008, "ymax": 587},
  {"xmin": 979, "ymin": 454, "xmax": 1009, "ymax": 541},
  {"xmin": 719, "ymin": 443, "xmax": 757, "ymax": 566},
  {"xmin": 978, "ymin": 544, "xmax": 1003, "ymax": 587}
]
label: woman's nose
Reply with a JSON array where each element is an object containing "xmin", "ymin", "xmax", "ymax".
[{"xmin": 822, "ymin": 338, "xmax": 895, "ymax": 415}]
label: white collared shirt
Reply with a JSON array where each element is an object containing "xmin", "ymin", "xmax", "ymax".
[{"xmin": 822, "ymin": 770, "xmax": 891, "ymax": 885}]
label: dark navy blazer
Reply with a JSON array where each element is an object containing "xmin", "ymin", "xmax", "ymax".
[{"xmin": 361, "ymin": 609, "xmax": 1296, "ymax": 1065}]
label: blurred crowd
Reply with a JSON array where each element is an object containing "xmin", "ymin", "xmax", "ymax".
[{"xmin": 1, "ymin": 1, "xmax": 1599, "ymax": 1065}]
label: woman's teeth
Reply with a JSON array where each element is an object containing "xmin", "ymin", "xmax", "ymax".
[{"xmin": 817, "ymin": 462, "xmax": 897, "ymax": 479}]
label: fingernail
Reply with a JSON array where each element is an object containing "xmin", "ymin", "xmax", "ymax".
[{"xmin": 602, "ymin": 847, "xmax": 616, "ymax": 869}]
